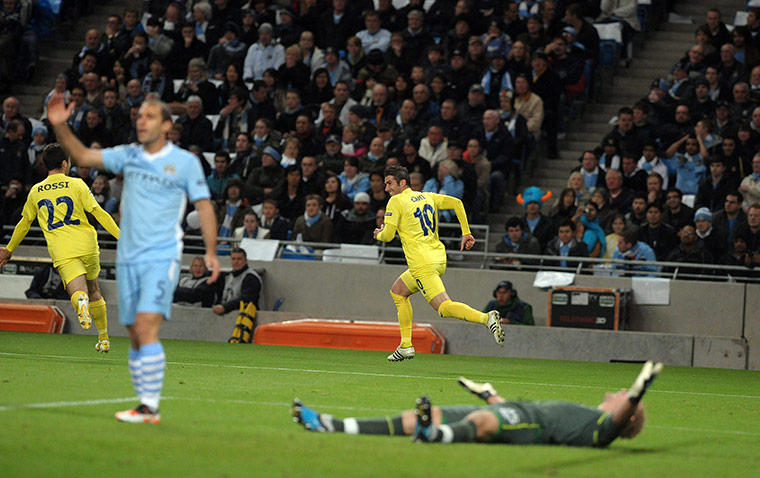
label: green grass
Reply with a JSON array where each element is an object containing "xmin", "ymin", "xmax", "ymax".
[{"xmin": 1, "ymin": 332, "xmax": 759, "ymax": 478}]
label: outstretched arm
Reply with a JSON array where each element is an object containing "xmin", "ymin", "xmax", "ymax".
[
  {"xmin": 435, "ymin": 194, "xmax": 474, "ymax": 251},
  {"xmin": 47, "ymin": 92, "xmax": 104, "ymax": 169},
  {"xmin": 90, "ymin": 206, "xmax": 120, "ymax": 240},
  {"xmin": 375, "ymin": 221, "xmax": 397, "ymax": 242}
]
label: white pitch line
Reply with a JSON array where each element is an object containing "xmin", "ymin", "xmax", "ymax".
[
  {"xmin": 1, "ymin": 395, "xmax": 757, "ymax": 438},
  {"xmin": 1, "ymin": 351, "xmax": 759, "ymax": 400}
]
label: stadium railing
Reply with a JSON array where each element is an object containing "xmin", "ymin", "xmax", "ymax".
[{"xmin": 6, "ymin": 224, "xmax": 757, "ymax": 283}]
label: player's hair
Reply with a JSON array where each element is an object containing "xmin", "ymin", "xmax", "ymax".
[
  {"xmin": 230, "ymin": 247, "xmax": 247, "ymax": 258},
  {"xmin": 383, "ymin": 165, "xmax": 410, "ymax": 187},
  {"xmin": 621, "ymin": 228, "xmax": 638, "ymax": 245},
  {"xmin": 41, "ymin": 143, "xmax": 68, "ymax": 171},
  {"xmin": 141, "ymin": 98, "xmax": 172, "ymax": 122}
]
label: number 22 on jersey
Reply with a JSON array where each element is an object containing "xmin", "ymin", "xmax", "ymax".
[
  {"xmin": 37, "ymin": 196, "xmax": 80, "ymax": 231},
  {"xmin": 414, "ymin": 204, "xmax": 436, "ymax": 236}
]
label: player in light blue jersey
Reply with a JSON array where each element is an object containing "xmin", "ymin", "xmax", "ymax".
[{"xmin": 48, "ymin": 92, "xmax": 221, "ymax": 424}]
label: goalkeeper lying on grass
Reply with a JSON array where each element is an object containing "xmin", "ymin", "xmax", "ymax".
[{"xmin": 293, "ymin": 361, "xmax": 663, "ymax": 447}]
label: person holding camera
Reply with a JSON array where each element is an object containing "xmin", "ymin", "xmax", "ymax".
[{"xmin": 482, "ymin": 280, "xmax": 534, "ymax": 326}]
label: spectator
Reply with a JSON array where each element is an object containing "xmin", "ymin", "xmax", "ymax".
[
  {"xmin": 664, "ymin": 224, "xmax": 713, "ymax": 277},
  {"xmin": 731, "ymin": 203, "xmax": 760, "ymax": 254},
  {"xmin": 300, "ymin": 155, "xmax": 326, "ymax": 196},
  {"xmin": 321, "ymin": 175, "xmax": 352, "ymax": 225},
  {"xmin": 612, "ymin": 228, "xmax": 659, "ymax": 277},
  {"xmin": 696, "ymin": 157, "xmax": 738, "ymax": 212},
  {"xmin": 246, "ymin": 146, "xmax": 285, "ymax": 204},
  {"xmin": 175, "ymin": 57, "xmax": 221, "ymax": 114},
  {"xmin": 367, "ymin": 170, "xmax": 389, "ymax": 213},
  {"xmin": 89, "ymin": 173, "xmax": 118, "ymax": 217},
  {"xmin": 215, "ymin": 178, "xmax": 249, "ymax": 247},
  {"xmin": 243, "ymin": 23, "xmax": 285, "ymax": 81},
  {"xmin": 529, "ymin": 48, "xmax": 561, "ymax": 158},
  {"xmin": 475, "ymin": 109, "xmax": 514, "ymax": 213},
  {"xmin": 229, "ymin": 133, "xmax": 258, "ymax": 180},
  {"xmin": 694, "ymin": 207, "xmax": 727, "ymax": 260},
  {"xmin": 666, "ymin": 134, "xmax": 706, "ymax": 196},
  {"xmin": 345, "ymin": 35, "xmax": 367, "ymax": 78},
  {"xmin": 418, "ymin": 125, "xmax": 448, "ymax": 167},
  {"xmin": 356, "ymin": 10, "xmax": 391, "ymax": 54},
  {"xmin": 248, "ymin": 80, "xmax": 277, "ymax": 124},
  {"xmin": 663, "ymin": 188, "xmax": 694, "ymax": 231},
  {"xmin": 423, "ymin": 160, "xmax": 464, "ymax": 222},
  {"xmin": 333, "ymin": 191, "xmax": 375, "ymax": 244},
  {"xmin": 79, "ymin": 110, "xmax": 114, "ymax": 148},
  {"xmin": 603, "ymin": 213, "xmax": 627, "ymax": 259},
  {"xmin": 494, "ymin": 216, "xmax": 541, "ymax": 267},
  {"xmin": 292, "ymin": 194, "xmax": 333, "ymax": 243},
  {"xmin": 481, "ymin": 40, "xmax": 513, "ymax": 109},
  {"xmin": 339, "ymin": 157, "xmax": 370, "ymax": 201},
  {"xmin": 567, "ymin": 171, "xmax": 591, "ymax": 205},
  {"xmin": 177, "ymin": 95, "xmax": 214, "ymax": 152},
  {"xmin": 712, "ymin": 191, "xmax": 748, "ymax": 246},
  {"xmin": 605, "ymin": 169, "xmax": 633, "ymax": 215},
  {"xmin": 167, "ymin": 23, "xmax": 209, "ymax": 79},
  {"xmin": 621, "ymin": 154, "xmax": 648, "ymax": 193},
  {"xmin": 260, "ymin": 198, "xmax": 290, "ymax": 240},
  {"xmin": 448, "ymin": 48, "xmax": 479, "ymax": 102},
  {"xmin": 591, "ymin": 189, "xmax": 615, "ymax": 231},
  {"xmin": 144, "ymin": 15, "xmax": 174, "ymax": 59},
  {"xmin": 719, "ymin": 235, "xmax": 759, "ymax": 278},
  {"xmin": 173, "ymin": 256, "xmax": 214, "ymax": 307},
  {"xmin": 573, "ymin": 201, "xmax": 606, "ymax": 259},
  {"xmin": 317, "ymin": 134, "xmax": 346, "ymax": 177},
  {"xmin": 638, "ymin": 202, "xmax": 678, "ymax": 261},
  {"xmin": 234, "ymin": 209, "xmax": 269, "ymax": 242},
  {"xmin": 459, "ymin": 83, "xmax": 488, "ymax": 128},
  {"xmin": 739, "ymin": 154, "xmax": 760, "ymax": 208},
  {"xmin": 544, "ymin": 218, "xmax": 589, "ymax": 268},
  {"xmin": 574, "ymin": 150, "xmax": 605, "ymax": 193},
  {"xmin": 206, "ymin": 22, "xmax": 246, "ymax": 80},
  {"xmin": 516, "ymin": 186, "xmax": 554, "ymax": 250},
  {"xmin": 562, "ymin": 4, "xmax": 599, "ymax": 61},
  {"xmin": 317, "ymin": 0, "xmax": 357, "ymax": 50},
  {"xmin": 703, "ymin": 8, "xmax": 731, "ymax": 51},
  {"xmin": 0, "ymin": 120, "xmax": 28, "ymax": 186},
  {"xmin": 550, "ymin": 187, "xmax": 577, "ymax": 223},
  {"xmin": 24, "ymin": 264, "xmax": 68, "ymax": 300},
  {"xmin": 638, "ymin": 142, "xmax": 669, "ymax": 189},
  {"xmin": 121, "ymin": 32, "xmax": 153, "ymax": 80},
  {"xmin": 250, "ymin": 118, "xmax": 281, "ymax": 160},
  {"xmin": 626, "ymin": 192, "xmax": 648, "ymax": 229},
  {"xmin": 214, "ymin": 87, "xmax": 253, "ymax": 150},
  {"xmin": 516, "ymin": 14, "xmax": 549, "ymax": 53},
  {"xmin": 275, "ymin": 89, "xmax": 306, "ymax": 135},
  {"xmin": 212, "ymin": 248, "xmax": 262, "ymax": 314},
  {"xmin": 27, "ymin": 125, "xmax": 49, "ymax": 175},
  {"xmin": 645, "ymin": 171, "xmax": 666, "ymax": 206},
  {"xmin": 100, "ymin": 88, "xmax": 129, "ymax": 137},
  {"xmin": 482, "ymin": 280, "xmax": 534, "ymax": 326},
  {"xmin": 269, "ymin": 164, "xmax": 306, "ymax": 223},
  {"xmin": 207, "ymin": 151, "xmax": 240, "ymax": 200}
]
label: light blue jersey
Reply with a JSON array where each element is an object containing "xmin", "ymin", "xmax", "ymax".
[{"xmin": 102, "ymin": 143, "xmax": 210, "ymax": 264}]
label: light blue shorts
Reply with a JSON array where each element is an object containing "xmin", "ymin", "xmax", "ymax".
[{"xmin": 117, "ymin": 260, "xmax": 180, "ymax": 325}]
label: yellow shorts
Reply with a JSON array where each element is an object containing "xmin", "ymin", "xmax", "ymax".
[
  {"xmin": 400, "ymin": 263, "xmax": 447, "ymax": 303},
  {"xmin": 55, "ymin": 252, "xmax": 101, "ymax": 287}
]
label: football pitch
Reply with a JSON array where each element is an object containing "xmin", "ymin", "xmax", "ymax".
[{"xmin": 1, "ymin": 332, "xmax": 759, "ymax": 477}]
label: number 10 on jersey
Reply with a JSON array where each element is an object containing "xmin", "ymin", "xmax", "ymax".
[{"xmin": 414, "ymin": 204, "xmax": 436, "ymax": 236}]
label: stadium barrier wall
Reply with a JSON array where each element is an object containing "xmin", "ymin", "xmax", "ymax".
[{"xmin": 0, "ymin": 257, "xmax": 754, "ymax": 370}]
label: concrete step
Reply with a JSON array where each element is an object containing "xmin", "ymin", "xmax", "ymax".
[
  {"xmin": 585, "ymin": 103, "xmax": 635, "ymax": 115},
  {"xmin": 659, "ymin": 23, "xmax": 699, "ymax": 33},
  {"xmin": 618, "ymin": 67, "xmax": 673, "ymax": 80},
  {"xmin": 567, "ymin": 121, "xmax": 611, "ymax": 134},
  {"xmin": 13, "ymin": 84, "xmax": 51, "ymax": 96},
  {"xmin": 647, "ymin": 30, "xmax": 702, "ymax": 42},
  {"xmin": 612, "ymin": 75, "xmax": 662, "ymax": 89},
  {"xmin": 629, "ymin": 56, "xmax": 680, "ymax": 69},
  {"xmin": 533, "ymin": 167, "xmax": 575, "ymax": 179},
  {"xmin": 642, "ymin": 39, "xmax": 695, "ymax": 53},
  {"xmin": 565, "ymin": 131, "xmax": 606, "ymax": 142}
]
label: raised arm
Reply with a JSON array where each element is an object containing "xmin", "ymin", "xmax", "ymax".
[
  {"xmin": 46, "ymin": 92, "xmax": 104, "ymax": 169},
  {"xmin": 194, "ymin": 198, "xmax": 220, "ymax": 284}
]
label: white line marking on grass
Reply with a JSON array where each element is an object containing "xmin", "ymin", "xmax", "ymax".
[
  {"xmin": 648, "ymin": 425, "xmax": 760, "ymax": 437},
  {"xmin": 2, "ymin": 351, "xmax": 759, "ymax": 400},
  {"xmin": 0, "ymin": 397, "xmax": 137, "ymax": 412}
]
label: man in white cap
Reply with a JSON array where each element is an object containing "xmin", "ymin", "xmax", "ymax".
[
  {"xmin": 243, "ymin": 23, "xmax": 284, "ymax": 81},
  {"xmin": 333, "ymin": 191, "xmax": 375, "ymax": 244}
]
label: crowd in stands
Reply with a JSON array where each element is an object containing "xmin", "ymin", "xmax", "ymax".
[
  {"xmin": 0, "ymin": 0, "xmax": 758, "ymax": 279},
  {"xmin": 495, "ymin": 5, "xmax": 760, "ymax": 278}
]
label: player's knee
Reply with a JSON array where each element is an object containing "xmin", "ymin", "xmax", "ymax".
[
  {"xmin": 466, "ymin": 410, "xmax": 499, "ymax": 441},
  {"xmin": 390, "ymin": 290, "xmax": 408, "ymax": 305}
]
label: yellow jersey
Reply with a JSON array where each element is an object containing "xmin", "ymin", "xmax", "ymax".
[
  {"xmin": 382, "ymin": 188, "xmax": 471, "ymax": 270},
  {"xmin": 17, "ymin": 173, "xmax": 101, "ymax": 262}
]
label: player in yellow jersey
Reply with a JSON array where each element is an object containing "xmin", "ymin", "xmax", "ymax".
[
  {"xmin": 374, "ymin": 165, "xmax": 505, "ymax": 361},
  {"xmin": 0, "ymin": 144, "xmax": 120, "ymax": 352}
]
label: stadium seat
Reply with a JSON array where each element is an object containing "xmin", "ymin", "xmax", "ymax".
[
  {"xmin": 254, "ymin": 319, "xmax": 446, "ymax": 354},
  {"xmin": 0, "ymin": 303, "xmax": 66, "ymax": 334}
]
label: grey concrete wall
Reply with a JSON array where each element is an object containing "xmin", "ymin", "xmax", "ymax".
[
  {"xmin": 0, "ymin": 257, "xmax": 753, "ymax": 369},
  {"xmin": 745, "ymin": 284, "xmax": 760, "ymax": 371}
]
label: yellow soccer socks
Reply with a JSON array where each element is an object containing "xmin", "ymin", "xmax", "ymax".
[
  {"xmin": 390, "ymin": 291, "xmax": 414, "ymax": 348},
  {"xmin": 438, "ymin": 299, "xmax": 488, "ymax": 325},
  {"xmin": 89, "ymin": 298, "xmax": 109, "ymax": 341}
]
